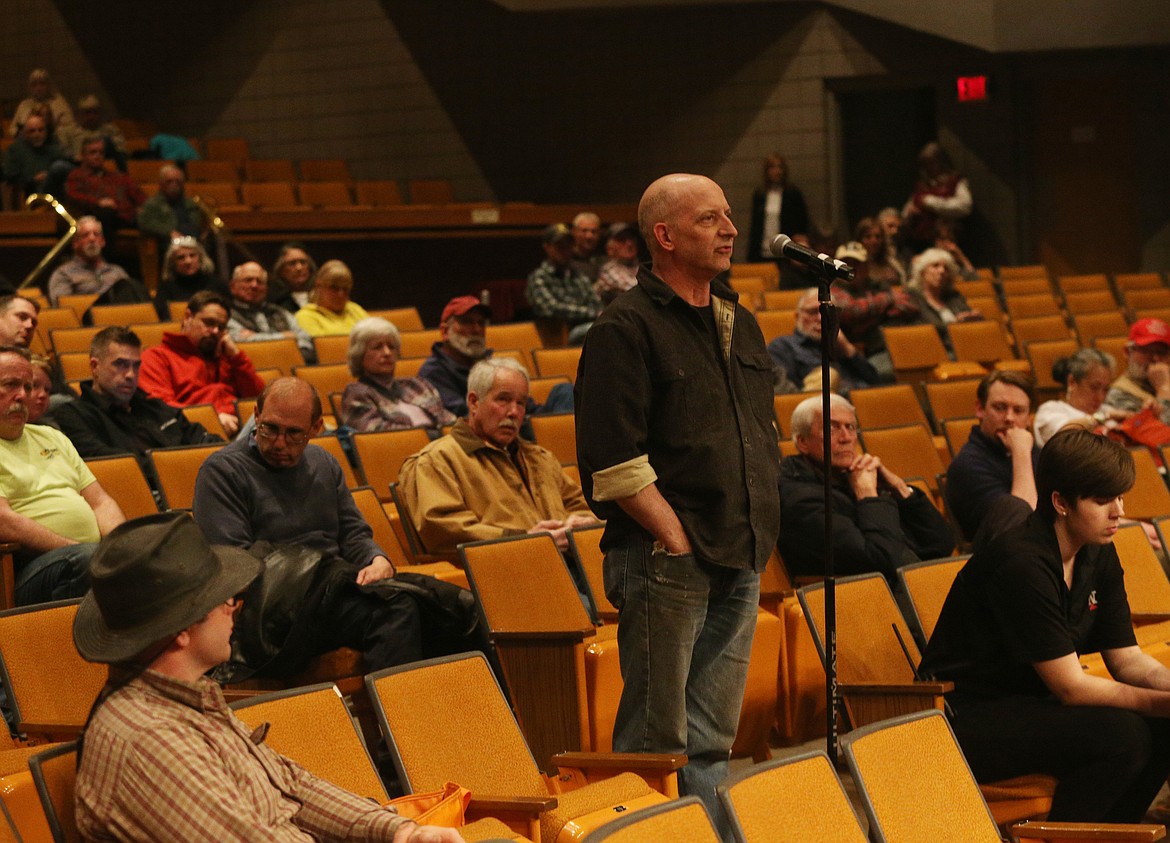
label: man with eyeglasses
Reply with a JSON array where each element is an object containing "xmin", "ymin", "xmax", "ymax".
[
  {"xmin": 766, "ymin": 287, "xmax": 880, "ymax": 393},
  {"xmin": 0, "ymin": 344, "xmax": 126, "ymax": 605},
  {"xmin": 73, "ymin": 513, "xmax": 465, "ymax": 842},
  {"xmin": 225, "ymin": 261, "xmax": 316, "ymax": 364},
  {"xmin": 192, "ymin": 378, "xmax": 470, "ymax": 681},
  {"xmin": 778, "ymin": 393, "xmax": 952, "ymax": 587},
  {"xmin": 1104, "ymin": 318, "xmax": 1170, "ymax": 426},
  {"xmin": 139, "ymin": 290, "xmax": 266, "ymax": 437}
]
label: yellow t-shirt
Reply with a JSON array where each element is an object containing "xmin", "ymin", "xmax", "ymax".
[{"xmin": 0, "ymin": 424, "xmax": 100, "ymax": 543}]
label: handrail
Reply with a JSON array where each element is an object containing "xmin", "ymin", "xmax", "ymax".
[{"xmin": 19, "ymin": 193, "xmax": 77, "ymax": 290}]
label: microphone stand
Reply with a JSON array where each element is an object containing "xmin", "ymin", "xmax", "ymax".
[{"xmin": 811, "ymin": 259, "xmax": 852, "ymax": 762}]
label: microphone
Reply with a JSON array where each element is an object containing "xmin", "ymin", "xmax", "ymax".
[{"xmin": 769, "ymin": 234, "xmax": 854, "ymax": 280}]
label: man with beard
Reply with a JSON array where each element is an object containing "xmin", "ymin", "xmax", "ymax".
[
  {"xmin": 1103, "ymin": 318, "xmax": 1170, "ymax": 425},
  {"xmin": 0, "ymin": 345, "xmax": 125, "ymax": 604},
  {"xmin": 766, "ymin": 287, "xmax": 879, "ymax": 393},
  {"xmin": 139, "ymin": 290, "xmax": 265, "ymax": 437},
  {"xmin": 417, "ymin": 295, "xmax": 495, "ymax": 417},
  {"xmin": 419, "ymin": 295, "xmax": 573, "ymax": 419},
  {"xmin": 399, "ymin": 357, "xmax": 596, "ymax": 555},
  {"xmin": 47, "ymin": 216, "xmax": 146, "ymax": 306}
]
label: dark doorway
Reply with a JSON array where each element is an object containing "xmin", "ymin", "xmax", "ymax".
[{"xmin": 834, "ymin": 84, "xmax": 936, "ymax": 232}]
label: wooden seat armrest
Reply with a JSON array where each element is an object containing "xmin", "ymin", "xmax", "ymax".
[
  {"xmin": 466, "ymin": 794, "xmax": 558, "ymax": 815},
  {"xmin": 18, "ymin": 722, "xmax": 83, "ymax": 741},
  {"xmin": 551, "ymin": 751, "xmax": 687, "ymax": 773},
  {"xmin": 1010, "ymin": 819, "xmax": 1165, "ymax": 841},
  {"xmin": 1131, "ymin": 613, "xmax": 1170, "ymax": 625},
  {"xmin": 839, "ymin": 680, "xmax": 954, "ymax": 695}
]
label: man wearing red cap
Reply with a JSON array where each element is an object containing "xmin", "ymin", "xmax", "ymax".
[
  {"xmin": 1104, "ymin": 317, "xmax": 1170, "ymax": 424},
  {"xmin": 419, "ymin": 295, "xmax": 573, "ymax": 419}
]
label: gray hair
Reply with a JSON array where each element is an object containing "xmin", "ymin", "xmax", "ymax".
[
  {"xmin": 1053, "ymin": 347, "xmax": 1115, "ymax": 386},
  {"xmin": 907, "ymin": 248, "xmax": 960, "ymax": 291},
  {"xmin": 467, "ymin": 357, "xmax": 529, "ymax": 401},
  {"xmin": 162, "ymin": 236, "xmax": 214, "ymax": 282},
  {"xmin": 791, "ymin": 393, "xmax": 854, "ymax": 439},
  {"xmin": 347, "ymin": 317, "xmax": 401, "ymax": 378}
]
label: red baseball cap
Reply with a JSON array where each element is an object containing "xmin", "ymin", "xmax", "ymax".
[
  {"xmin": 440, "ymin": 295, "xmax": 491, "ymax": 325},
  {"xmin": 1128, "ymin": 317, "xmax": 1170, "ymax": 348}
]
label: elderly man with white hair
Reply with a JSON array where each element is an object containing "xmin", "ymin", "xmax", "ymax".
[
  {"xmin": 777, "ymin": 393, "xmax": 953, "ymax": 586},
  {"xmin": 398, "ymin": 356, "xmax": 595, "ymax": 555}
]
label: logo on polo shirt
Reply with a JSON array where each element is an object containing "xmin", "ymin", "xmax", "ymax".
[
  {"xmin": 39, "ymin": 447, "xmax": 58, "ymax": 459},
  {"xmin": 1088, "ymin": 590, "xmax": 1098, "ymax": 612}
]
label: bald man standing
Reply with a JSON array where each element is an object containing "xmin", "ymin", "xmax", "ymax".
[{"xmin": 575, "ymin": 174, "xmax": 780, "ymax": 833}]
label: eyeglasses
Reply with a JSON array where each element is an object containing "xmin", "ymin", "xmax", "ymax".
[
  {"xmin": 829, "ymin": 420, "xmax": 858, "ymax": 435},
  {"xmin": 255, "ymin": 422, "xmax": 310, "ymax": 445}
]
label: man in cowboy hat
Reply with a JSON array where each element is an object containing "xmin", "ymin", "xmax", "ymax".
[{"xmin": 73, "ymin": 512, "xmax": 464, "ymax": 842}]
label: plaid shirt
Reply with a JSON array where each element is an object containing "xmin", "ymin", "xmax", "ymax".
[
  {"xmin": 526, "ymin": 260, "xmax": 601, "ymax": 323},
  {"xmin": 76, "ymin": 671, "xmax": 411, "ymax": 841}
]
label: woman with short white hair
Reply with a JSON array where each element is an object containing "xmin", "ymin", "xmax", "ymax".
[{"xmin": 339, "ymin": 317, "xmax": 454, "ymax": 433}]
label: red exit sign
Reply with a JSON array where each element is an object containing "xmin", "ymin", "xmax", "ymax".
[{"xmin": 957, "ymin": 75, "xmax": 989, "ymax": 102}]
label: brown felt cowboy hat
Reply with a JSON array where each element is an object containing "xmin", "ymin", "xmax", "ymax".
[{"xmin": 73, "ymin": 513, "xmax": 261, "ymax": 664}]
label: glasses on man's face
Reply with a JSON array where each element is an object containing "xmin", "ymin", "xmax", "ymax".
[{"xmin": 255, "ymin": 422, "xmax": 310, "ymax": 445}]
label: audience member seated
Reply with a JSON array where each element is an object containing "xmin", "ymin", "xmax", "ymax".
[
  {"xmin": 64, "ymin": 135, "xmax": 146, "ymax": 234},
  {"xmin": 1104, "ymin": 318, "xmax": 1170, "ymax": 426},
  {"xmin": 27, "ymin": 354, "xmax": 54, "ymax": 423},
  {"xmin": 9, "ymin": 68, "xmax": 73, "ymax": 137},
  {"xmin": 400, "ymin": 357, "xmax": 598, "ymax": 555},
  {"xmin": 831, "ymin": 240, "xmax": 920, "ymax": 381},
  {"xmin": 1035, "ymin": 348, "xmax": 1129, "ymax": 447},
  {"xmin": 905, "ymin": 246, "xmax": 982, "ymax": 354},
  {"xmin": 748, "ymin": 152, "xmax": 812, "ymax": 289},
  {"xmin": 268, "ymin": 241, "xmax": 317, "ymax": 312},
  {"xmin": 139, "ymin": 290, "xmax": 265, "ymax": 437},
  {"xmin": 419, "ymin": 295, "xmax": 574, "ymax": 420},
  {"xmin": 294, "ymin": 260, "xmax": 370, "ymax": 337},
  {"xmin": 47, "ymin": 215, "xmax": 150, "ymax": 306},
  {"xmin": 0, "ymin": 346, "xmax": 125, "ymax": 604},
  {"xmin": 778, "ymin": 393, "xmax": 952, "ymax": 590},
  {"xmin": 2, "ymin": 112, "xmax": 68, "ymax": 196},
  {"xmin": 593, "ymin": 222, "xmax": 640, "ymax": 306},
  {"xmin": 526, "ymin": 223, "xmax": 601, "ymax": 345},
  {"xmin": 0, "ymin": 294, "xmax": 39, "ymax": 349},
  {"xmin": 922, "ymin": 430, "xmax": 1170, "ymax": 824},
  {"xmin": 767, "ymin": 287, "xmax": 879, "ymax": 393},
  {"xmin": 193, "ymin": 378, "xmax": 484, "ymax": 682},
  {"xmin": 902, "ymin": 141, "xmax": 972, "ymax": 253},
  {"xmin": 137, "ymin": 165, "xmax": 208, "ymax": 248},
  {"xmin": 339, "ymin": 317, "xmax": 454, "ymax": 433},
  {"xmin": 45, "ymin": 326, "xmax": 221, "ymax": 475},
  {"xmin": 877, "ymin": 206, "xmax": 913, "ymax": 271},
  {"xmin": 570, "ymin": 211, "xmax": 604, "ymax": 281},
  {"xmin": 855, "ymin": 215, "xmax": 906, "ymax": 287},
  {"xmin": 944, "ymin": 370, "xmax": 1039, "ymax": 542},
  {"xmin": 154, "ymin": 236, "xmax": 222, "ymax": 320},
  {"xmin": 73, "ymin": 512, "xmax": 465, "ymax": 843},
  {"xmin": 57, "ymin": 94, "xmax": 128, "ymax": 171},
  {"xmin": 226, "ymin": 261, "xmax": 315, "ymax": 363}
]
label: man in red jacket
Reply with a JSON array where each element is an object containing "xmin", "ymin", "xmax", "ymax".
[{"xmin": 139, "ymin": 290, "xmax": 265, "ymax": 436}]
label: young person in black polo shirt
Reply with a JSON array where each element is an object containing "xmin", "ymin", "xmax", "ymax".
[{"xmin": 922, "ymin": 429, "xmax": 1170, "ymax": 822}]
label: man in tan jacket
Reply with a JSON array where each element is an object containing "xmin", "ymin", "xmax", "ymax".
[{"xmin": 399, "ymin": 357, "xmax": 596, "ymax": 555}]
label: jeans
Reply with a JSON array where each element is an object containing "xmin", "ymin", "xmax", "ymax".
[
  {"xmin": 14, "ymin": 543, "xmax": 97, "ymax": 606},
  {"xmin": 604, "ymin": 536, "xmax": 758, "ymax": 840}
]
